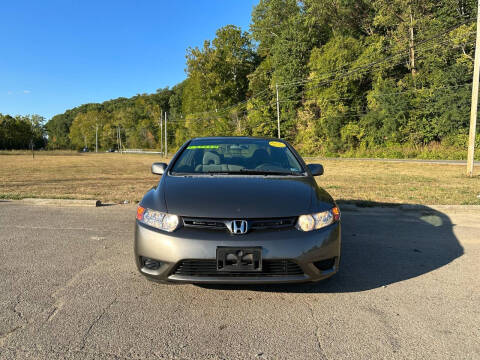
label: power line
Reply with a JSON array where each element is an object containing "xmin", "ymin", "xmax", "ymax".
[
  {"xmin": 172, "ymin": 79, "xmax": 473, "ymax": 124},
  {"xmin": 274, "ymin": 37, "xmax": 476, "ymax": 105},
  {"xmin": 277, "ymin": 83, "xmax": 472, "ymax": 105},
  {"xmin": 177, "ymin": 87, "xmax": 272, "ymax": 121},
  {"xmin": 170, "ymin": 81, "xmax": 472, "ymax": 124},
  {"xmin": 276, "ymin": 18, "xmax": 475, "ymax": 88},
  {"xmin": 171, "ymin": 18, "xmax": 475, "ymax": 126}
]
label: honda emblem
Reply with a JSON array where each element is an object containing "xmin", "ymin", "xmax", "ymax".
[{"xmin": 230, "ymin": 220, "xmax": 249, "ymax": 235}]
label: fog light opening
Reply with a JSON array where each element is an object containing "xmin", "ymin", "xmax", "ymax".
[
  {"xmin": 142, "ymin": 257, "xmax": 162, "ymax": 270},
  {"xmin": 314, "ymin": 257, "xmax": 336, "ymax": 271}
]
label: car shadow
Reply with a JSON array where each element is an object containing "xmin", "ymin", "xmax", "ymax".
[{"xmin": 198, "ymin": 202, "xmax": 464, "ymax": 293}]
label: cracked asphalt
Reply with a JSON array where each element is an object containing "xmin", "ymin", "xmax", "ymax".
[{"xmin": 0, "ymin": 201, "xmax": 479, "ymax": 359}]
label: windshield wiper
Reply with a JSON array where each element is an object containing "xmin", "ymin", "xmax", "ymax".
[
  {"xmin": 204, "ymin": 171, "xmax": 232, "ymax": 175},
  {"xmin": 171, "ymin": 170, "xmax": 304, "ymax": 176},
  {"xmin": 238, "ymin": 169, "xmax": 304, "ymax": 176},
  {"xmin": 170, "ymin": 172, "xmax": 196, "ymax": 176},
  {"xmin": 198, "ymin": 169, "xmax": 304, "ymax": 176}
]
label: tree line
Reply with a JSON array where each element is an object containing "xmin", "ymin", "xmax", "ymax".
[
  {"xmin": 0, "ymin": 114, "xmax": 47, "ymax": 150},
  {"xmin": 25, "ymin": 1, "xmax": 480, "ymax": 155}
]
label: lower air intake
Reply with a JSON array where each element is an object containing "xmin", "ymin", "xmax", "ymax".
[{"xmin": 172, "ymin": 259, "xmax": 303, "ymax": 277}]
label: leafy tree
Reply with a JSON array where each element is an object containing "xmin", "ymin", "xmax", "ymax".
[
  {"xmin": 249, "ymin": 0, "xmax": 331, "ymax": 141},
  {"xmin": 0, "ymin": 114, "xmax": 47, "ymax": 149},
  {"xmin": 69, "ymin": 111, "xmax": 101, "ymax": 150},
  {"xmin": 182, "ymin": 25, "xmax": 258, "ymax": 138}
]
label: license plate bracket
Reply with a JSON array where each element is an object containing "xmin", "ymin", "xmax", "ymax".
[{"xmin": 216, "ymin": 247, "xmax": 262, "ymax": 272}]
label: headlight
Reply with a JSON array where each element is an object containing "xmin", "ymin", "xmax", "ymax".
[
  {"xmin": 136, "ymin": 206, "xmax": 181, "ymax": 232},
  {"xmin": 296, "ymin": 207, "xmax": 340, "ymax": 232}
]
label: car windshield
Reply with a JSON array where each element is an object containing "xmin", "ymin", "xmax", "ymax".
[{"xmin": 170, "ymin": 138, "xmax": 305, "ymax": 175}]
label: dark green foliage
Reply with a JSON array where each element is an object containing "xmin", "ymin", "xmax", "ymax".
[{"xmin": 0, "ymin": 114, "xmax": 47, "ymax": 150}]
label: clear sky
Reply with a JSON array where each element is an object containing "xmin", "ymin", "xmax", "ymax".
[{"xmin": 0, "ymin": 0, "xmax": 258, "ymax": 120}]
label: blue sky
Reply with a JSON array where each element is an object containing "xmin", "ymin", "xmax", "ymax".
[{"xmin": 0, "ymin": 0, "xmax": 258, "ymax": 120}]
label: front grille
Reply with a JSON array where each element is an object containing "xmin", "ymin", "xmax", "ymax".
[
  {"xmin": 249, "ymin": 217, "xmax": 296, "ymax": 230},
  {"xmin": 172, "ymin": 259, "xmax": 304, "ymax": 277},
  {"xmin": 182, "ymin": 218, "xmax": 227, "ymax": 230},
  {"xmin": 182, "ymin": 217, "xmax": 296, "ymax": 232}
]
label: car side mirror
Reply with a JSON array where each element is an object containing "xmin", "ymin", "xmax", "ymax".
[
  {"xmin": 308, "ymin": 164, "xmax": 324, "ymax": 176},
  {"xmin": 152, "ymin": 162, "xmax": 167, "ymax": 175}
]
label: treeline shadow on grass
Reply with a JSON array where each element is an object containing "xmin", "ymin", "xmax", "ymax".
[{"xmin": 200, "ymin": 201, "xmax": 464, "ymax": 293}]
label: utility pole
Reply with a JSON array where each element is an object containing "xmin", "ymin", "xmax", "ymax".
[
  {"xmin": 164, "ymin": 112, "xmax": 168, "ymax": 157},
  {"xmin": 276, "ymin": 84, "xmax": 281, "ymax": 138},
  {"xmin": 409, "ymin": 8, "xmax": 416, "ymax": 79},
  {"xmin": 160, "ymin": 112, "xmax": 163, "ymax": 154},
  {"xmin": 120, "ymin": 127, "xmax": 123, "ymax": 154},
  {"xmin": 95, "ymin": 123, "xmax": 98, "ymax": 153},
  {"xmin": 117, "ymin": 126, "xmax": 123, "ymax": 154},
  {"xmin": 467, "ymin": 0, "xmax": 480, "ymax": 177}
]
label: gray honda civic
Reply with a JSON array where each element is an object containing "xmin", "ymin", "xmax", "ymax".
[{"xmin": 134, "ymin": 136, "xmax": 341, "ymax": 284}]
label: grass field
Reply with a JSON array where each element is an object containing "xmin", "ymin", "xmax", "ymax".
[{"xmin": 0, "ymin": 152, "xmax": 479, "ymax": 205}]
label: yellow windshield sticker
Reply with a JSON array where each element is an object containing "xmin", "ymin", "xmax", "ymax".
[
  {"xmin": 187, "ymin": 145, "xmax": 220, "ymax": 149},
  {"xmin": 269, "ymin": 141, "xmax": 286, "ymax": 148}
]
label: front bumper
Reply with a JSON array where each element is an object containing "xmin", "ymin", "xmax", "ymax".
[{"xmin": 134, "ymin": 221, "xmax": 341, "ymax": 284}]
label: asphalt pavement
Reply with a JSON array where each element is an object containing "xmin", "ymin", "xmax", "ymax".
[{"xmin": 0, "ymin": 201, "xmax": 479, "ymax": 359}]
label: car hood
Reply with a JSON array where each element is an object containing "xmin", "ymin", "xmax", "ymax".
[{"xmin": 161, "ymin": 175, "xmax": 332, "ymax": 218}]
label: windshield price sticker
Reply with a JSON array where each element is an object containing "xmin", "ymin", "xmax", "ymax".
[
  {"xmin": 187, "ymin": 145, "xmax": 220, "ymax": 149},
  {"xmin": 269, "ymin": 141, "xmax": 286, "ymax": 148}
]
